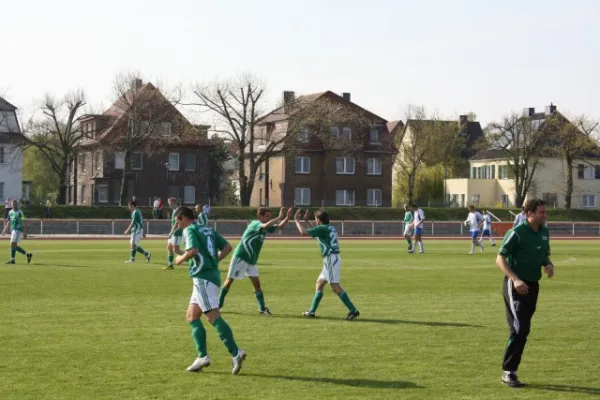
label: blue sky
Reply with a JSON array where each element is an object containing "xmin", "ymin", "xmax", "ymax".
[{"xmin": 1, "ymin": 0, "xmax": 599, "ymax": 125}]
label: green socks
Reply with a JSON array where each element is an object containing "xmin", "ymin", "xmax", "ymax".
[
  {"xmin": 218, "ymin": 287, "xmax": 229, "ymax": 309},
  {"xmin": 190, "ymin": 320, "xmax": 208, "ymax": 357},
  {"xmin": 407, "ymin": 237, "xmax": 412, "ymax": 247},
  {"xmin": 212, "ymin": 317, "xmax": 239, "ymax": 357},
  {"xmin": 136, "ymin": 247, "xmax": 147, "ymax": 256},
  {"xmin": 167, "ymin": 253, "xmax": 174, "ymax": 266},
  {"xmin": 309, "ymin": 291, "xmax": 323, "ymax": 313},
  {"xmin": 338, "ymin": 291, "xmax": 357, "ymax": 313},
  {"xmin": 10, "ymin": 247, "xmax": 16, "ymax": 259},
  {"xmin": 16, "ymin": 247, "xmax": 26, "ymax": 255},
  {"xmin": 255, "ymin": 290, "xmax": 266, "ymax": 311},
  {"xmin": 130, "ymin": 249, "xmax": 136, "ymax": 260}
]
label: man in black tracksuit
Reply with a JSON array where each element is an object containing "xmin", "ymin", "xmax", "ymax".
[{"xmin": 496, "ymin": 198, "xmax": 554, "ymax": 388}]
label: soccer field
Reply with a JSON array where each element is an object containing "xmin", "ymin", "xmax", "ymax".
[{"xmin": 1, "ymin": 239, "xmax": 599, "ymax": 400}]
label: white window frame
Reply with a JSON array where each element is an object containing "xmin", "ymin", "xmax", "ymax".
[
  {"xmin": 114, "ymin": 152, "xmax": 125, "ymax": 170},
  {"xmin": 97, "ymin": 184, "xmax": 108, "ymax": 204},
  {"xmin": 336, "ymin": 189, "xmax": 355, "ymax": 206},
  {"xmin": 336, "ymin": 157, "xmax": 355, "ymax": 175},
  {"xmin": 295, "ymin": 156, "xmax": 310, "ymax": 174},
  {"xmin": 584, "ymin": 165, "xmax": 595, "ymax": 180},
  {"xmin": 131, "ymin": 152, "xmax": 143, "ymax": 171},
  {"xmin": 184, "ymin": 186, "xmax": 195, "ymax": 204},
  {"xmin": 184, "ymin": 153, "xmax": 196, "ymax": 171},
  {"xmin": 367, "ymin": 189, "xmax": 382, "ymax": 206},
  {"xmin": 369, "ymin": 127, "xmax": 380, "ymax": 143},
  {"xmin": 471, "ymin": 194, "xmax": 480, "ymax": 205},
  {"xmin": 168, "ymin": 153, "xmax": 180, "ymax": 171},
  {"xmin": 294, "ymin": 188, "xmax": 310, "ymax": 205},
  {"xmin": 582, "ymin": 193, "xmax": 596, "ymax": 208},
  {"xmin": 367, "ymin": 158, "xmax": 382, "ymax": 175},
  {"xmin": 341, "ymin": 127, "xmax": 352, "ymax": 140}
]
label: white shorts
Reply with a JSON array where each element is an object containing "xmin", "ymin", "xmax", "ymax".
[
  {"xmin": 403, "ymin": 225, "xmax": 413, "ymax": 236},
  {"xmin": 130, "ymin": 231, "xmax": 143, "ymax": 246},
  {"xmin": 168, "ymin": 235, "xmax": 182, "ymax": 246},
  {"xmin": 227, "ymin": 258, "xmax": 259, "ymax": 280},
  {"xmin": 10, "ymin": 231, "xmax": 23, "ymax": 243},
  {"xmin": 189, "ymin": 278, "xmax": 220, "ymax": 312},
  {"xmin": 318, "ymin": 253, "xmax": 341, "ymax": 283}
]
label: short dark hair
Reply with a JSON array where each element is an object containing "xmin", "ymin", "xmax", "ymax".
[
  {"xmin": 257, "ymin": 207, "xmax": 271, "ymax": 218},
  {"xmin": 129, "ymin": 201, "xmax": 137, "ymax": 207},
  {"xmin": 411, "ymin": 203, "xmax": 418, "ymax": 209},
  {"xmin": 315, "ymin": 209, "xmax": 329, "ymax": 224},
  {"xmin": 524, "ymin": 198, "xmax": 546, "ymax": 214},
  {"xmin": 175, "ymin": 206, "xmax": 195, "ymax": 220}
]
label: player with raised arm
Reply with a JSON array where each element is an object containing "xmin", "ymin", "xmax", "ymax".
[
  {"xmin": 464, "ymin": 205, "xmax": 484, "ymax": 254},
  {"xmin": 174, "ymin": 207, "xmax": 246, "ymax": 375},
  {"xmin": 402, "ymin": 204, "xmax": 413, "ymax": 250},
  {"xmin": 2, "ymin": 200, "xmax": 33, "ymax": 265},
  {"xmin": 166, "ymin": 197, "xmax": 184, "ymax": 269},
  {"xmin": 479, "ymin": 209, "xmax": 496, "ymax": 246},
  {"xmin": 294, "ymin": 208, "xmax": 360, "ymax": 321},
  {"xmin": 218, "ymin": 207, "xmax": 292, "ymax": 315},
  {"xmin": 409, "ymin": 204, "xmax": 425, "ymax": 253},
  {"xmin": 124, "ymin": 201, "xmax": 151, "ymax": 264},
  {"xmin": 195, "ymin": 204, "xmax": 210, "ymax": 226}
]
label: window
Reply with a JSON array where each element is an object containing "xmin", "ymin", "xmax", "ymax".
[
  {"xmin": 336, "ymin": 157, "xmax": 355, "ymax": 175},
  {"xmin": 502, "ymin": 194, "xmax": 510, "ymax": 207},
  {"xmin": 295, "ymin": 156, "xmax": 310, "ymax": 174},
  {"xmin": 184, "ymin": 186, "xmax": 195, "ymax": 204},
  {"xmin": 578, "ymin": 164, "xmax": 584, "ymax": 179},
  {"xmin": 491, "ymin": 165, "xmax": 496, "ymax": 179},
  {"xmin": 367, "ymin": 158, "xmax": 382, "ymax": 175},
  {"xmin": 331, "ymin": 126, "xmax": 339, "ymax": 137},
  {"xmin": 160, "ymin": 122, "xmax": 172, "ymax": 136},
  {"xmin": 114, "ymin": 152, "xmax": 125, "ymax": 170},
  {"xmin": 367, "ymin": 189, "xmax": 382, "ymax": 206},
  {"xmin": 471, "ymin": 194, "xmax": 480, "ymax": 205},
  {"xmin": 168, "ymin": 153, "xmax": 180, "ymax": 171},
  {"xmin": 582, "ymin": 193, "xmax": 596, "ymax": 208},
  {"xmin": 97, "ymin": 184, "xmax": 108, "ymax": 203},
  {"xmin": 80, "ymin": 185, "xmax": 86, "ymax": 204},
  {"xmin": 369, "ymin": 127, "xmax": 380, "ymax": 143},
  {"xmin": 0, "ymin": 147, "xmax": 4, "ymax": 164},
  {"xmin": 294, "ymin": 188, "xmax": 310, "ymax": 205},
  {"xmin": 131, "ymin": 152, "xmax": 143, "ymax": 170},
  {"xmin": 0, "ymin": 182, "xmax": 4, "ymax": 200},
  {"xmin": 471, "ymin": 167, "xmax": 476, "ymax": 179},
  {"xmin": 542, "ymin": 192, "xmax": 558, "ymax": 206},
  {"xmin": 184, "ymin": 153, "xmax": 196, "ymax": 171},
  {"xmin": 595, "ymin": 166, "xmax": 600, "ymax": 179},
  {"xmin": 79, "ymin": 153, "xmax": 87, "ymax": 171},
  {"xmin": 583, "ymin": 165, "xmax": 595, "ymax": 180},
  {"xmin": 336, "ymin": 190, "xmax": 355, "ymax": 206},
  {"xmin": 341, "ymin": 127, "xmax": 351, "ymax": 140},
  {"xmin": 93, "ymin": 151, "xmax": 100, "ymax": 171},
  {"xmin": 298, "ymin": 130, "xmax": 310, "ymax": 143}
]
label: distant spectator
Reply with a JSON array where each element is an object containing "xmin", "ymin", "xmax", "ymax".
[
  {"xmin": 152, "ymin": 197, "xmax": 160, "ymax": 219},
  {"xmin": 157, "ymin": 197, "xmax": 164, "ymax": 219},
  {"xmin": 4, "ymin": 197, "xmax": 11, "ymax": 222},
  {"xmin": 45, "ymin": 197, "xmax": 53, "ymax": 219},
  {"xmin": 132, "ymin": 196, "xmax": 137, "ymax": 203}
]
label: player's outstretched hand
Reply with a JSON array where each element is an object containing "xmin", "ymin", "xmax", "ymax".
[
  {"xmin": 294, "ymin": 208, "xmax": 302, "ymax": 220},
  {"xmin": 278, "ymin": 207, "xmax": 285, "ymax": 219},
  {"xmin": 286, "ymin": 207, "xmax": 293, "ymax": 218},
  {"xmin": 303, "ymin": 209, "xmax": 310, "ymax": 221}
]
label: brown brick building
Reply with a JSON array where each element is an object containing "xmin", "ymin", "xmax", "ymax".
[
  {"xmin": 249, "ymin": 91, "xmax": 399, "ymax": 207},
  {"xmin": 71, "ymin": 80, "xmax": 211, "ymax": 206}
]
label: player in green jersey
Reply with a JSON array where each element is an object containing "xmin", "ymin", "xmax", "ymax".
[
  {"xmin": 195, "ymin": 204, "xmax": 210, "ymax": 226},
  {"xmin": 166, "ymin": 197, "xmax": 184, "ymax": 269},
  {"xmin": 124, "ymin": 201, "xmax": 151, "ymax": 264},
  {"xmin": 218, "ymin": 207, "xmax": 292, "ymax": 315},
  {"xmin": 2, "ymin": 200, "xmax": 33, "ymax": 264},
  {"xmin": 174, "ymin": 207, "xmax": 247, "ymax": 375},
  {"xmin": 294, "ymin": 208, "xmax": 360, "ymax": 321},
  {"xmin": 402, "ymin": 204, "xmax": 414, "ymax": 250}
]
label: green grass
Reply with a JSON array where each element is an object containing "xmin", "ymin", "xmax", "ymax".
[{"xmin": 1, "ymin": 239, "xmax": 599, "ymax": 400}]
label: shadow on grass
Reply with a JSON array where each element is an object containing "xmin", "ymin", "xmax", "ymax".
[
  {"xmin": 32, "ymin": 262, "xmax": 95, "ymax": 268},
  {"xmin": 222, "ymin": 311, "xmax": 482, "ymax": 328},
  {"xmin": 212, "ymin": 371, "xmax": 423, "ymax": 389},
  {"xmin": 527, "ymin": 384, "xmax": 600, "ymax": 396}
]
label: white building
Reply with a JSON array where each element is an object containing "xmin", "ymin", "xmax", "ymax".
[{"xmin": 0, "ymin": 97, "xmax": 25, "ymax": 202}]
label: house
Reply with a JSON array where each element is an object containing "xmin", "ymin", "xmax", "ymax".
[
  {"xmin": 248, "ymin": 91, "xmax": 396, "ymax": 207},
  {"xmin": 221, "ymin": 140, "xmax": 241, "ymax": 204},
  {"xmin": 0, "ymin": 96, "xmax": 26, "ymax": 202},
  {"xmin": 71, "ymin": 80, "xmax": 211, "ymax": 206},
  {"xmin": 391, "ymin": 114, "xmax": 484, "ymax": 205},
  {"xmin": 445, "ymin": 105, "xmax": 600, "ymax": 209}
]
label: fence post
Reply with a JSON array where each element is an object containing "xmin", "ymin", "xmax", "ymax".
[
  {"xmin": 341, "ymin": 221, "xmax": 344, "ymax": 236},
  {"xmin": 432, "ymin": 221, "xmax": 435, "ymax": 236},
  {"xmin": 40, "ymin": 219, "xmax": 43, "ymax": 235},
  {"xmin": 572, "ymin": 222, "xmax": 575, "ymax": 236},
  {"xmin": 77, "ymin": 219, "xmax": 80, "ymax": 235},
  {"xmin": 460, "ymin": 221, "xmax": 463, "ymax": 236},
  {"xmin": 214, "ymin": 220, "xmax": 218, "ymax": 231},
  {"xmin": 147, "ymin": 220, "xmax": 150, "ymax": 235},
  {"xmin": 372, "ymin": 221, "xmax": 375, "ymax": 236},
  {"xmin": 112, "ymin": 220, "xmax": 115, "ymax": 235}
]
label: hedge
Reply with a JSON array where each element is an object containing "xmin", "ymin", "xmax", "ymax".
[{"xmin": 6, "ymin": 205, "xmax": 600, "ymax": 221}]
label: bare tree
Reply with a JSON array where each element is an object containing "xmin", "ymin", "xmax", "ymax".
[{"xmin": 24, "ymin": 91, "xmax": 88, "ymax": 204}]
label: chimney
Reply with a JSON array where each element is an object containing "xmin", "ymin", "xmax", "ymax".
[
  {"xmin": 545, "ymin": 103, "xmax": 557, "ymax": 115},
  {"xmin": 283, "ymin": 91, "xmax": 295, "ymax": 113},
  {"xmin": 342, "ymin": 92, "xmax": 351, "ymax": 102},
  {"xmin": 459, "ymin": 115, "xmax": 468, "ymax": 126},
  {"xmin": 522, "ymin": 107, "xmax": 535, "ymax": 117},
  {"xmin": 131, "ymin": 78, "xmax": 143, "ymax": 91}
]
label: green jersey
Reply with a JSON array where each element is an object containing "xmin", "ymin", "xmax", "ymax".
[
  {"xmin": 308, "ymin": 224, "xmax": 340, "ymax": 257},
  {"xmin": 183, "ymin": 223, "xmax": 229, "ymax": 286},
  {"xmin": 498, "ymin": 221, "xmax": 550, "ymax": 282},
  {"xmin": 198, "ymin": 212, "xmax": 208, "ymax": 226},
  {"xmin": 232, "ymin": 220, "xmax": 277, "ymax": 265},
  {"xmin": 403, "ymin": 210, "xmax": 413, "ymax": 224},
  {"xmin": 131, "ymin": 209, "xmax": 143, "ymax": 234},
  {"xmin": 170, "ymin": 207, "xmax": 183, "ymax": 237},
  {"xmin": 8, "ymin": 209, "xmax": 25, "ymax": 232}
]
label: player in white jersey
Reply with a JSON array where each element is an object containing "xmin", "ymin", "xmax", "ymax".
[
  {"xmin": 478, "ymin": 209, "xmax": 496, "ymax": 246},
  {"xmin": 409, "ymin": 204, "xmax": 425, "ymax": 253},
  {"xmin": 513, "ymin": 206, "xmax": 526, "ymax": 227},
  {"xmin": 464, "ymin": 205, "xmax": 484, "ymax": 254}
]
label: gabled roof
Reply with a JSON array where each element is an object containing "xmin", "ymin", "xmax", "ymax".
[
  {"xmin": 0, "ymin": 96, "xmax": 17, "ymax": 111},
  {"xmin": 386, "ymin": 120, "xmax": 404, "ymax": 136}
]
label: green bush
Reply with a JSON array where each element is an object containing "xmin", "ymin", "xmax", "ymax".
[{"xmin": 8, "ymin": 205, "xmax": 600, "ymax": 221}]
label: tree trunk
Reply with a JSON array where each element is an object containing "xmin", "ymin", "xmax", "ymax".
[
  {"xmin": 119, "ymin": 151, "xmax": 131, "ymax": 206},
  {"xmin": 407, "ymin": 169, "xmax": 416, "ymax": 204},
  {"xmin": 57, "ymin": 160, "xmax": 69, "ymax": 205},
  {"xmin": 72, "ymin": 154, "xmax": 78, "ymax": 205},
  {"xmin": 564, "ymin": 155, "xmax": 573, "ymax": 209}
]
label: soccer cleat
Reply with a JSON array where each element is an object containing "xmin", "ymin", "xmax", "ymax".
[
  {"xmin": 186, "ymin": 356, "xmax": 211, "ymax": 372},
  {"xmin": 26, "ymin": 253, "xmax": 33, "ymax": 264},
  {"xmin": 232, "ymin": 350, "xmax": 247, "ymax": 375},
  {"xmin": 346, "ymin": 310, "xmax": 360, "ymax": 321},
  {"xmin": 146, "ymin": 252, "xmax": 152, "ymax": 263},
  {"xmin": 302, "ymin": 311, "xmax": 316, "ymax": 318},
  {"xmin": 259, "ymin": 307, "xmax": 272, "ymax": 316},
  {"xmin": 125, "ymin": 260, "xmax": 135, "ymax": 264},
  {"xmin": 502, "ymin": 371, "xmax": 525, "ymax": 388},
  {"xmin": 6, "ymin": 259, "xmax": 15, "ymax": 264},
  {"xmin": 419, "ymin": 250, "xmax": 424, "ymax": 254},
  {"xmin": 164, "ymin": 266, "xmax": 174, "ymax": 270},
  {"xmin": 492, "ymin": 243, "xmax": 496, "ymax": 246},
  {"xmin": 468, "ymin": 251, "xmax": 474, "ymax": 255}
]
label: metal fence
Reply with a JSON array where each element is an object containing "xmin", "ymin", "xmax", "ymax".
[{"xmin": 16, "ymin": 219, "xmax": 600, "ymax": 237}]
